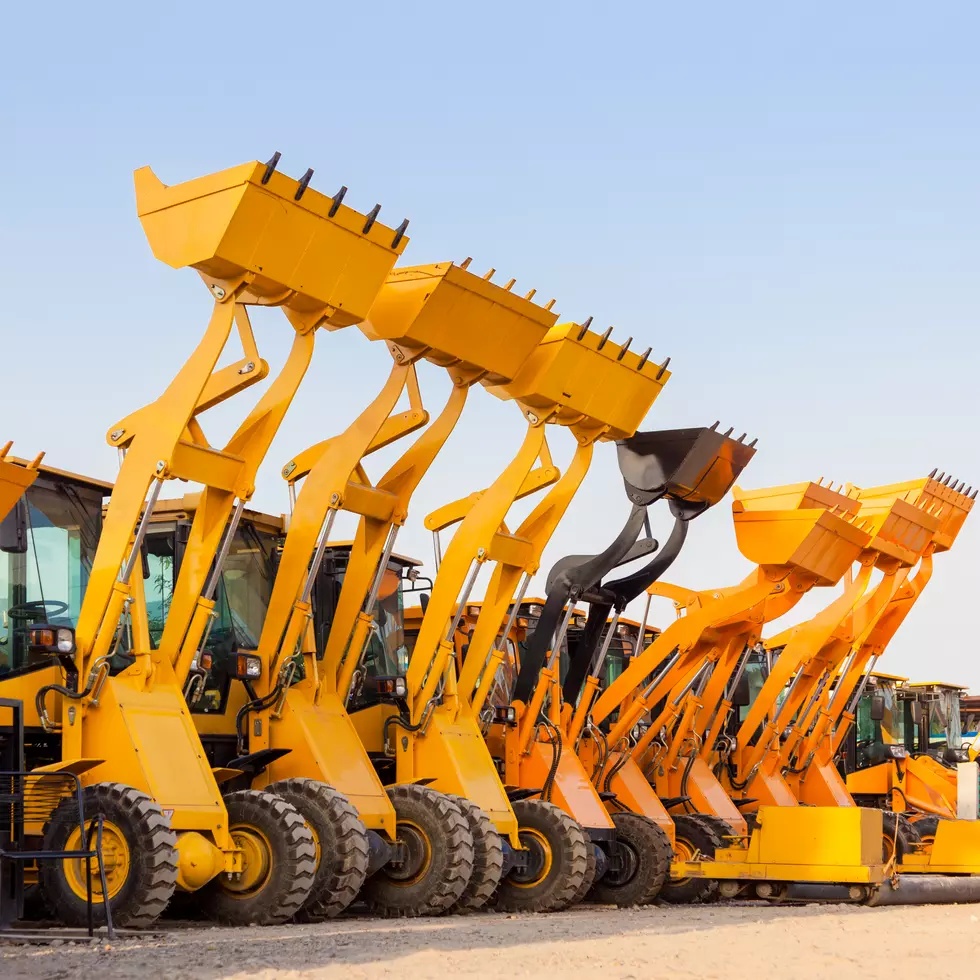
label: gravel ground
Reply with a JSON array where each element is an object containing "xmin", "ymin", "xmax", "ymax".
[{"xmin": 3, "ymin": 902, "xmax": 979, "ymax": 980}]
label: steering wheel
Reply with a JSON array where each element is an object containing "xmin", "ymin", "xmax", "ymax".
[{"xmin": 7, "ymin": 599, "xmax": 70, "ymax": 621}]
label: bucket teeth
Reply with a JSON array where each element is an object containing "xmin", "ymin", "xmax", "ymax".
[
  {"xmin": 504, "ymin": 278, "xmax": 516, "ymax": 291},
  {"xmin": 598, "ymin": 326, "xmax": 613, "ymax": 350},
  {"xmin": 459, "ymin": 256, "xmax": 473, "ymax": 270},
  {"xmin": 328, "ymin": 184, "xmax": 347, "ymax": 217},
  {"xmin": 523, "ymin": 288, "xmax": 537, "ymax": 300},
  {"xmin": 577, "ymin": 316, "xmax": 593, "ymax": 340},
  {"xmin": 656, "ymin": 356, "xmax": 671, "ymax": 380},
  {"xmin": 362, "ymin": 204, "xmax": 381, "ymax": 234},
  {"xmin": 294, "ymin": 167, "xmax": 314, "ymax": 200},
  {"xmin": 928, "ymin": 467, "xmax": 938, "ymax": 478},
  {"xmin": 710, "ymin": 421, "xmax": 720, "ymax": 431},
  {"xmin": 482, "ymin": 267, "xmax": 496, "ymax": 280},
  {"xmin": 545, "ymin": 298, "xmax": 556, "ymax": 310},
  {"xmin": 637, "ymin": 347, "xmax": 652, "ymax": 369},
  {"xmin": 617, "ymin": 337, "xmax": 633, "ymax": 361},
  {"xmin": 391, "ymin": 218, "xmax": 410, "ymax": 249},
  {"xmin": 261, "ymin": 150, "xmax": 281, "ymax": 185}
]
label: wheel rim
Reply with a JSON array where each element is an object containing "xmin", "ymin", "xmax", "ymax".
[
  {"xmin": 64, "ymin": 820, "xmax": 130, "ymax": 902},
  {"xmin": 882, "ymin": 833, "xmax": 897, "ymax": 864},
  {"xmin": 509, "ymin": 827, "xmax": 553, "ymax": 888},
  {"xmin": 386, "ymin": 820, "xmax": 432, "ymax": 886},
  {"xmin": 669, "ymin": 833, "xmax": 697, "ymax": 886},
  {"xmin": 306, "ymin": 820, "xmax": 322, "ymax": 872},
  {"xmin": 224, "ymin": 825, "xmax": 274, "ymax": 897},
  {"xmin": 603, "ymin": 839, "xmax": 639, "ymax": 887}
]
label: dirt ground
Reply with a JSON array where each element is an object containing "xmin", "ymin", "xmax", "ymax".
[{"xmin": 3, "ymin": 901, "xmax": 978, "ymax": 980}]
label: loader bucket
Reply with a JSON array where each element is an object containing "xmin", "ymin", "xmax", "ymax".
[
  {"xmin": 134, "ymin": 159, "xmax": 408, "ymax": 328},
  {"xmin": 486, "ymin": 321, "xmax": 670, "ymax": 440},
  {"xmin": 616, "ymin": 425, "xmax": 758, "ymax": 513},
  {"xmin": 0, "ymin": 444, "xmax": 42, "ymax": 522},
  {"xmin": 731, "ymin": 482, "xmax": 872, "ymax": 586},
  {"xmin": 362, "ymin": 262, "xmax": 557, "ymax": 385},
  {"xmin": 851, "ymin": 494, "xmax": 940, "ymax": 566},
  {"xmin": 850, "ymin": 473, "xmax": 975, "ymax": 554}
]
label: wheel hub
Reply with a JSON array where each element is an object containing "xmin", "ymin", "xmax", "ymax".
[
  {"xmin": 224, "ymin": 826, "xmax": 273, "ymax": 896},
  {"xmin": 386, "ymin": 820, "xmax": 432, "ymax": 885},
  {"xmin": 65, "ymin": 820, "xmax": 130, "ymax": 901},
  {"xmin": 603, "ymin": 840, "xmax": 638, "ymax": 887},
  {"xmin": 508, "ymin": 828, "xmax": 552, "ymax": 887}
]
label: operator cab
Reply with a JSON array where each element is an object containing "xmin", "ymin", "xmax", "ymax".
[{"xmin": 0, "ymin": 459, "xmax": 108, "ymax": 678}]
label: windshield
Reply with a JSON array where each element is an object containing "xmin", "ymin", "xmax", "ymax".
[
  {"xmin": 314, "ymin": 554, "xmax": 409, "ymax": 679},
  {"xmin": 143, "ymin": 519, "xmax": 278, "ymax": 713},
  {"xmin": 0, "ymin": 478, "xmax": 102, "ymax": 675},
  {"xmin": 930, "ymin": 689, "xmax": 963, "ymax": 750}
]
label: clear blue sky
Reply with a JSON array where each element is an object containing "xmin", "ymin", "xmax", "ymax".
[{"xmin": 4, "ymin": 2, "xmax": 978, "ymax": 683}]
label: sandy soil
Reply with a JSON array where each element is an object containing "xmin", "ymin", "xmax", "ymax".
[{"xmin": 3, "ymin": 902, "xmax": 978, "ymax": 980}]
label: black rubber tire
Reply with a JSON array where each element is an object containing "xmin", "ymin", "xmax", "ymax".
[
  {"xmin": 496, "ymin": 799, "xmax": 589, "ymax": 913},
  {"xmin": 694, "ymin": 813, "xmax": 737, "ymax": 848},
  {"xmin": 660, "ymin": 812, "xmax": 724, "ymax": 904},
  {"xmin": 196, "ymin": 790, "xmax": 316, "ymax": 926},
  {"xmin": 591, "ymin": 812, "xmax": 672, "ymax": 907},
  {"xmin": 882, "ymin": 811, "xmax": 919, "ymax": 865},
  {"xmin": 569, "ymin": 839, "xmax": 599, "ymax": 905},
  {"xmin": 362, "ymin": 785, "xmax": 474, "ymax": 917},
  {"xmin": 39, "ymin": 782, "xmax": 178, "ymax": 929},
  {"xmin": 265, "ymin": 778, "xmax": 370, "ymax": 921},
  {"xmin": 444, "ymin": 794, "xmax": 503, "ymax": 913},
  {"xmin": 909, "ymin": 814, "xmax": 942, "ymax": 847}
]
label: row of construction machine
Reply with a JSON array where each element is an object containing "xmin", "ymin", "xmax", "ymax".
[
  {"xmin": 0, "ymin": 155, "xmax": 426, "ymax": 929},
  {"xmin": 573, "ymin": 471, "xmax": 979, "ymax": 904},
  {"xmin": 0, "ymin": 154, "xmax": 694, "ymax": 928}
]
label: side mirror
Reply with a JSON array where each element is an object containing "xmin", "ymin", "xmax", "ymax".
[
  {"xmin": 0, "ymin": 499, "xmax": 28, "ymax": 554},
  {"xmin": 419, "ymin": 592, "xmax": 430, "ymax": 613},
  {"xmin": 870, "ymin": 695, "xmax": 886, "ymax": 723},
  {"xmin": 730, "ymin": 674, "xmax": 751, "ymax": 707},
  {"xmin": 910, "ymin": 702, "xmax": 923, "ymax": 725}
]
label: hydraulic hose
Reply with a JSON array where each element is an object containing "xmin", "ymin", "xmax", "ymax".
[{"xmin": 537, "ymin": 713, "xmax": 563, "ymax": 803}]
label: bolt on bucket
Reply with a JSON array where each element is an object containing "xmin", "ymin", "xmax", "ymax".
[{"xmin": 135, "ymin": 157, "xmax": 409, "ymax": 327}]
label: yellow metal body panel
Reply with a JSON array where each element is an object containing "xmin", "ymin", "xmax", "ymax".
[
  {"xmin": 680, "ymin": 806, "xmax": 885, "ymax": 884},
  {"xmin": 900, "ymin": 819, "xmax": 980, "ymax": 872},
  {"xmin": 407, "ymin": 711, "xmax": 519, "ymax": 841},
  {"xmin": 602, "ymin": 753, "xmax": 675, "ymax": 844},
  {"xmin": 256, "ymin": 690, "xmax": 397, "ymax": 838},
  {"xmin": 135, "ymin": 162, "xmax": 407, "ymax": 327},
  {"xmin": 846, "ymin": 758, "xmax": 956, "ymax": 818}
]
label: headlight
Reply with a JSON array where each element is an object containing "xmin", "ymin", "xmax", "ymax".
[
  {"xmin": 944, "ymin": 747, "xmax": 970, "ymax": 763},
  {"xmin": 631, "ymin": 723, "xmax": 649, "ymax": 741},
  {"xmin": 27, "ymin": 624, "xmax": 75, "ymax": 656},
  {"xmin": 371, "ymin": 675, "xmax": 409, "ymax": 698},
  {"xmin": 494, "ymin": 705, "xmax": 517, "ymax": 725},
  {"xmin": 885, "ymin": 744, "xmax": 907, "ymax": 760},
  {"xmin": 528, "ymin": 604, "xmax": 544, "ymax": 617},
  {"xmin": 234, "ymin": 654, "xmax": 262, "ymax": 679}
]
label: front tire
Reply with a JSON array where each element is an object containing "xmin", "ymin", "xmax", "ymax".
[
  {"xmin": 196, "ymin": 790, "xmax": 316, "ymax": 925},
  {"xmin": 882, "ymin": 811, "xmax": 919, "ymax": 865},
  {"xmin": 444, "ymin": 795, "xmax": 503, "ymax": 913},
  {"xmin": 362, "ymin": 785, "xmax": 474, "ymax": 917},
  {"xmin": 265, "ymin": 778, "xmax": 370, "ymax": 921},
  {"xmin": 591, "ymin": 812, "xmax": 672, "ymax": 907},
  {"xmin": 661, "ymin": 813, "xmax": 724, "ymax": 904},
  {"xmin": 40, "ymin": 782, "xmax": 178, "ymax": 929},
  {"xmin": 496, "ymin": 799, "xmax": 588, "ymax": 913}
]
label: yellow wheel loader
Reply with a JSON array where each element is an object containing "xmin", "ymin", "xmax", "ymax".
[
  {"xmin": 0, "ymin": 155, "xmax": 409, "ymax": 928},
  {"xmin": 472, "ymin": 424, "xmax": 754, "ymax": 907},
  {"xmin": 182, "ymin": 258, "xmax": 560, "ymax": 916},
  {"xmin": 359, "ymin": 319, "xmax": 671, "ymax": 912},
  {"xmin": 843, "ymin": 675, "xmax": 972, "ymax": 832}
]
